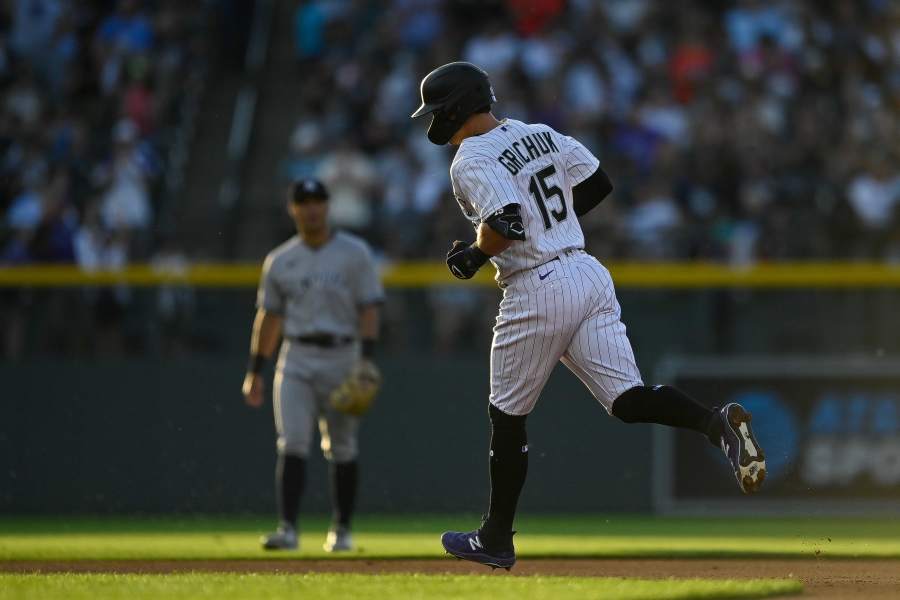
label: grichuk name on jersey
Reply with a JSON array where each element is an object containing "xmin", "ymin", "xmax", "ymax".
[{"xmin": 496, "ymin": 131, "xmax": 560, "ymax": 176}]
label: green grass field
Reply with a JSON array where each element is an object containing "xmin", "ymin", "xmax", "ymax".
[
  {"xmin": 1, "ymin": 514, "xmax": 898, "ymax": 561},
  {"xmin": 3, "ymin": 514, "xmax": 898, "ymax": 599},
  {"xmin": 0, "ymin": 573, "xmax": 803, "ymax": 600}
]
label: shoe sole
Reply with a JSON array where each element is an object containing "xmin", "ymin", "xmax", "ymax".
[
  {"xmin": 444, "ymin": 549, "xmax": 514, "ymax": 570},
  {"xmin": 726, "ymin": 404, "xmax": 767, "ymax": 494},
  {"xmin": 262, "ymin": 544, "xmax": 298, "ymax": 550},
  {"xmin": 261, "ymin": 537, "xmax": 298, "ymax": 551}
]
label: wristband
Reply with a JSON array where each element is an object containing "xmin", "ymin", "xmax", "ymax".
[
  {"xmin": 447, "ymin": 242, "xmax": 490, "ymax": 279},
  {"xmin": 361, "ymin": 339, "xmax": 376, "ymax": 359},
  {"xmin": 248, "ymin": 353, "xmax": 268, "ymax": 374}
]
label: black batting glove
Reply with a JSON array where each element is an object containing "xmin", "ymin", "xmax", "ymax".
[{"xmin": 446, "ymin": 240, "xmax": 489, "ymax": 280}]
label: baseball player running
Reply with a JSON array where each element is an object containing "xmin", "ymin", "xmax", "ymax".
[
  {"xmin": 242, "ymin": 178, "xmax": 384, "ymax": 552},
  {"xmin": 411, "ymin": 62, "xmax": 766, "ymax": 570}
]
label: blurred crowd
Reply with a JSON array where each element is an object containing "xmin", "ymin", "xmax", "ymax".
[
  {"xmin": 283, "ymin": 0, "xmax": 900, "ymax": 265},
  {"xmin": 4, "ymin": 0, "xmax": 900, "ymax": 357},
  {"xmin": 0, "ymin": 0, "xmax": 208, "ymax": 356},
  {"xmin": 6, "ymin": 0, "xmax": 899, "ymax": 267},
  {"xmin": 0, "ymin": 0, "xmax": 206, "ymax": 268}
]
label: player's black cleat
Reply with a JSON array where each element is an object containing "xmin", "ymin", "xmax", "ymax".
[
  {"xmin": 717, "ymin": 403, "xmax": 766, "ymax": 494},
  {"xmin": 441, "ymin": 529, "xmax": 516, "ymax": 570}
]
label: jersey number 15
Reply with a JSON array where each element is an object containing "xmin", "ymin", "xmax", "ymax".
[{"xmin": 528, "ymin": 165, "xmax": 567, "ymax": 230}]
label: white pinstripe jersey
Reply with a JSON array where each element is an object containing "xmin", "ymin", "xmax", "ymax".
[{"xmin": 450, "ymin": 118, "xmax": 600, "ymax": 282}]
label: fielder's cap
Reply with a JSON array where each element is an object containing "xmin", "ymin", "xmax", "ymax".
[{"xmin": 290, "ymin": 178, "xmax": 329, "ymax": 202}]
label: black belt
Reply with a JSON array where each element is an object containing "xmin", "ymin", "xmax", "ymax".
[{"xmin": 291, "ymin": 334, "xmax": 355, "ymax": 348}]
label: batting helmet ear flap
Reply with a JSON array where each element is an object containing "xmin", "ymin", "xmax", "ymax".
[
  {"xmin": 427, "ymin": 108, "xmax": 466, "ymax": 145},
  {"xmin": 426, "ymin": 114, "xmax": 455, "ymax": 145}
]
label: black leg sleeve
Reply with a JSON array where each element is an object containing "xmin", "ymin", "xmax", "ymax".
[
  {"xmin": 330, "ymin": 461, "xmax": 358, "ymax": 528},
  {"xmin": 612, "ymin": 385, "xmax": 722, "ymax": 447},
  {"xmin": 276, "ymin": 454, "xmax": 306, "ymax": 527},
  {"xmin": 482, "ymin": 404, "xmax": 528, "ymax": 547}
]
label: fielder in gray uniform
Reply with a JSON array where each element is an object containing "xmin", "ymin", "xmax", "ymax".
[
  {"xmin": 242, "ymin": 178, "xmax": 384, "ymax": 552},
  {"xmin": 411, "ymin": 62, "xmax": 767, "ymax": 570}
]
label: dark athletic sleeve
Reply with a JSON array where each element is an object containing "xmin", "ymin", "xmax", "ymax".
[{"xmin": 573, "ymin": 166, "xmax": 613, "ymax": 217}]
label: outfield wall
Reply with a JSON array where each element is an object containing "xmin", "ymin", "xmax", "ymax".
[
  {"xmin": 0, "ymin": 357, "xmax": 652, "ymax": 514},
  {"xmin": 3, "ymin": 263, "xmax": 900, "ymax": 514}
]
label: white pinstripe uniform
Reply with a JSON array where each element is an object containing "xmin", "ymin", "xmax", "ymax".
[{"xmin": 451, "ymin": 119, "xmax": 643, "ymax": 416}]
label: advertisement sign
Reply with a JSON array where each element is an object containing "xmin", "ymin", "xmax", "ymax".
[{"xmin": 653, "ymin": 358, "xmax": 900, "ymax": 513}]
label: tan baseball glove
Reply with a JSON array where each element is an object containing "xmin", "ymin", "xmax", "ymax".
[{"xmin": 329, "ymin": 359, "xmax": 381, "ymax": 416}]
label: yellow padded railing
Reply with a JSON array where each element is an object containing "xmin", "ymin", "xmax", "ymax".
[{"xmin": 2, "ymin": 262, "xmax": 900, "ymax": 288}]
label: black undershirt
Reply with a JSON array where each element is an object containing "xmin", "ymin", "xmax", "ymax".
[{"xmin": 572, "ymin": 166, "xmax": 613, "ymax": 216}]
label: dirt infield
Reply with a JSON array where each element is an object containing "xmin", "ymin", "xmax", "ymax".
[{"xmin": 3, "ymin": 558, "xmax": 898, "ymax": 599}]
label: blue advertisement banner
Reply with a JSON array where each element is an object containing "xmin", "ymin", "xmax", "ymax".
[{"xmin": 654, "ymin": 358, "xmax": 900, "ymax": 513}]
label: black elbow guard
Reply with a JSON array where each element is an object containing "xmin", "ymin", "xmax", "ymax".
[{"xmin": 485, "ymin": 204, "xmax": 526, "ymax": 241}]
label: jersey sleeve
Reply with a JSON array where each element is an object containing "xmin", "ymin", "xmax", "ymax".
[
  {"xmin": 256, "ymin": 255, "xmax": 285, "ymax": 314},
  {"xmin": 354, "ymin": 244, "xmax": 385, "ymax": 306},
  {"xmin": 452, "ymin": 158, "xmax": 521, "ymax": 222},
  {"xmin": 562, "ymin": 134, "xmax": 601, "ymax": 186}
]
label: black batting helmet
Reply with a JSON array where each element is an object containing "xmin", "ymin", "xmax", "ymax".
[{"xmin": 410, "ymin": 62, "xmax": 496, "ymax": 145}]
